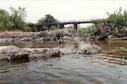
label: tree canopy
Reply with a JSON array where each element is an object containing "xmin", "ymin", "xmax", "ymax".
[
  {"xmin": 0, "ymin": 9, "xmax": 13, "ymax": 31},
  {"xmin": 0, "ymin": 7, "xmax": 127, "ymax": 32},
  {"xmin": 38, "ymin": 14, "xmax": 58, "ymax": 30},
  {"xmin": 0, "ymin": 7, "xmax": 29, "ymax": 31},
  {"xmin": 95, "ymin": 7, "xmax": 127, "ymax": 30},
  {"xmin": 94, "ymin": 7, "xmax": 127, "ymax": 34}
]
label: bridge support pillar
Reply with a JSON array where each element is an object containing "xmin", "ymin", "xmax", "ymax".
[{"xmin": 74, "ymin": 24, "xmax": 78, "ymax": 31}]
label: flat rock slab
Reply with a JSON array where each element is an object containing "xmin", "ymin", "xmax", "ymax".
[
  {"xmin": 0, "ymin": 46, "xmax": 63, "ymax": 62},
  {"xmin": 78, "ymin": 45, "xmax": 101, "ymax": 55},
  {"xmin": 23, "ymin": 47, "xmax": 63, "ymax": 58},
  {"xmin": 0, "ymin": 44, "xmax": 101, "ymax": 62}
]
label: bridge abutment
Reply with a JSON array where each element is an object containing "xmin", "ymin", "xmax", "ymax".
[
  {"xmin": 59, "ymin": 24, "xmax": 64, "ymax": 29},
  {"xmin": 73, "ymin": 24, "xmax": 78, "ymax": 31}
]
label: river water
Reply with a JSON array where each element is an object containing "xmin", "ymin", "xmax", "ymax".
[{"xmin": 0, "ymin": 41, "xmax": 127, "ymax": 84}]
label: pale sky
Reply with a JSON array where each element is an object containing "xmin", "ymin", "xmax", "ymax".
[{"xmin": 0, "ymin": 0, "xmax": 127, "ymax": 23}]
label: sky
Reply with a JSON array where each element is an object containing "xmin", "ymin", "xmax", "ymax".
[{"xmin": 0, "ymin": 0, "xmax": 127, "ymax": 23}]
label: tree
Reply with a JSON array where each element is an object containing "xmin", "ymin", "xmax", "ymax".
[
  {"xmin": 10, "ymin": 7, "xmax": 28, "ymax": 31},
  {"xmin": 94, "ymin": 19, "xmax": 107, "ymax": 27},
  {"xmin": 94, "ymin": 7, "xmax": 127, "ymax": 34},
  {"xmin": 0, "ymin": 9, "xmax": 14, "ymax": 31},
  {"xmin": 38, "ymin": 14, "xmax": 58, "ymax": 30}
]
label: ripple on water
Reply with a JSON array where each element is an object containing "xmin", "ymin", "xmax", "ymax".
[{"xmin": 0, "ymin": 41, "xmax": 127, "ymax": 84}]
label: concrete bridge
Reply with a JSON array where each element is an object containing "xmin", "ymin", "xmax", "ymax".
[
  {"xmin": 58, "ymin": 20, "xmax": 95, "ymax": 30},
  {"xmin": 28, "ymin": 20, "xmax": 95, "ymax": 31}
]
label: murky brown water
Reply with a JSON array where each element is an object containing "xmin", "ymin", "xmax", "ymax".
[{"xmin": 0, "ymin": 41, "xmax": 127, "ymax": 84}]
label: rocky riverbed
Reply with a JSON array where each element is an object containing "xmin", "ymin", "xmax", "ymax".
[
  {"xmin": 0, "ymin": 43, "xmax": 101, "ymax": 62},
  {"xmin": 0, "ymin": 29, "xmax": 80, "ymax": 44},
  {"xmin": 0, "ymin": 29, "xmax": 127, "ymax": 84}
]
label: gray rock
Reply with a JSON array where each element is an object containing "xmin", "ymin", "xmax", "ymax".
[
  {"xmin": 0, "ymin": 45, "xmax": 21, "ymax": 54},
  {"xmin": 0, "ymin": 44, "xmax": 101, "ymax": 62},
  {"xmin": 34, "ymin": 37, "xmax": 44, "ymax": 41},
  {"xmin": 0, "ymin": 45, "xmax": 29, "ymax": 61},
  {"xmin": 0, "ymin": 38, "xmax": 12, "ymax": 43},
  {"xmin": 7, "ymin": 52, "xmax": 29, "ymax": 62},
  {"xmin": 0, "ymin": 46, "xmax": 63, "ymax": 62},
  {"xmin": 19, "ymin": 37, "xmax": 33, "ymax": 41},
  {"xmin": 23, "ymin": 47, "xmax": 63, "ymax": 58},
  {"xmin": 78, "ymin": 45, "xmax": 101, "ymax": 55}
]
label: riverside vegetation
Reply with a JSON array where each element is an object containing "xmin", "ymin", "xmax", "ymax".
[{"xmin": 0, "ymin": 7, "xmax": 126, "ymax": 34}]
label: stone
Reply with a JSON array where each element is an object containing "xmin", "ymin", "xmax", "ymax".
[
  {"xmin": 91, "ymin": 23, "xmax": 112, "ymax": 41},
  {"xmin": 78, "ymin": 44, "xmax": 101, "ymax": 55},
  {"xmin": 0, "ymin": 46, "xmax": 63, "ymax": 62},
  {"xmin": 0, "ymin": 46, "xmax": 29, "ymax": 62},
  {"xmin": 7, "ymin": 52, "xmax": 29, "ymax": 62},
  {"xmin": 19, "ymin": 37, "xmax": 32, "ymax": 41},
  {"xmin": 23, "ymin": 47, "xmax": 63, "ymax": 58},
  {"xmin": 0, "ymin": 45, "xmax": 21, "ymax": 54}
]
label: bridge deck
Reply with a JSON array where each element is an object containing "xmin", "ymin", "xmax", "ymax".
[
  {"xmin": 59, "ymin": 20, "xmax": 95, "ymax": 24},
  {"xmin": 28, "ymin": 20, "xmax": 95, "ymax": 27}
]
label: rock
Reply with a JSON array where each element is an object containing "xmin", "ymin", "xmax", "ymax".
[
  {"xmin": 0, "ymin": 45, "xmax": 29, "ymax": 62},
  {"xmin": 0, "ymin": 28, "xmax": 81, "ymax": 43},
  {"xmin": 112, "ymin": 36, "xmax": 127, "ymax": 40},
  {"xmin": 23, "ymin": 47, "xmax": 63, "ymax": 58},
  {"xmin": 19, "ymin": 37, "xmax": 32, "ymax": 41},
  {"xmin": 0, "ymin": 38, "xmax": 12, "ymax": 43},
  {"xmin": 97, "ymin": 35, "xmax": 108, "ymax": 41},
  {"xmin": 0, "ymin": 44, "xmax": 101, "ymax": 62},
  {"xmin": 115, "ymin": 33, "xmax": 127, "ymax": 38},
  {"xmin": 0, "ymin": 46, "xmax": 63, "ymax": 62},
  {"xmin": 0, "ymin": 45, "xmax": 21, "ymax": 54},
  {"xmin": 78, "ymin": 44, "xmax": 101, "ymax": 55},
  {"xmin": 91, "ymin": 23, "xmax": 112, "ymax": 41},
  {"xmin": 34, "ymin": 37, "xmax": 44, "ymax": 41},
  {"xmin": 43, "ymin": 48, "xmax": 63, "ymax": 57},
  {"xmin": 7, "ymin": 52, "xmax": 29, "ymax": 62}
]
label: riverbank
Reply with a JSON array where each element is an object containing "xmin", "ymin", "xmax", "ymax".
[
  {"xmin": 0, "ymin": 29, "xmax": 80, "ymax": 44},
  {"xmin": 0, "ymin": 29, "xmax": 127, "ymax": 44}
]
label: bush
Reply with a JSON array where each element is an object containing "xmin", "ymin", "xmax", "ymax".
[
  {"xmin": 38, "ymin": 14, "xmax": 58, "ymax": 30},
  {"xmin": 0, "ymin": 7, "xmax": 29, "ymax": 31},
  {"xmin": 94, "ymin": 7, "xmax": 127, "ymax": 33},
  {"xmin": 78, "ymin": 25, "xmax": 95, "ymax": 35}
]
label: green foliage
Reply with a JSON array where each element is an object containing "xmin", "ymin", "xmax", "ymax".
[
  {"xmin": 94, "ymin": 19, "xmax": 107, "ymax": 26},
  {"xmin": 94, "ymin": 7, "xmax": 127, "ymax": 35},
  {"xmin": 0, "ymin": 7, "xmax": 29, "ymax": 31},
  {"xmin": 1, "ymin": 6, "xmax": 127, "ymax": 33},
  {"xmin": 0, "ymin": 9, "xmax": 14, "ymax": 31},
  {"xmin": 0, "ymin": 7, "xmax": 59, "ymax": 32},
  {"xmin": 78, "ymin": 25, "xmax": 94, "ymax": 35},
  {"xmin": 38, "ymin": 14, "xmax": 58, "ymax": 30},
  {"xmin": 10, "ymin": 7, "xmax": 28, "ymax": 31},
  {"xmin": 95, "ymin": 7, "xmax": 127, "ymax": 33}
]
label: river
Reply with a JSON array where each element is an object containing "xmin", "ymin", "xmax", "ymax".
[{"xmin": 0, "ymin": 40, "xmax": 127, "ymax": 84}]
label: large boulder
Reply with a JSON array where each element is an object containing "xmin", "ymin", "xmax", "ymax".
[
  {"xmin": 0, "ymin": 45, "xmax": 29, "ymax": 62},
  {"xmin": 7, "ymin": 52, "xmax": 29, "ymax": 62},
  {"xmin": 0, "ymin": 44, "xmax": 101, "ymax": 62},
  {"xmin": 23, "ymin": 47, "xmax": 63, "ymax": 58},
  {"xmin": 91, "ymin": 23, "xmax": 112, "ymax": 41},
  {"xmin": 0, "ymin": 46, "xmax": 63, "ymax": 62},
  {"xmin": 78, "ymin": 44, "xmax": 101, "ymax": 55}
]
